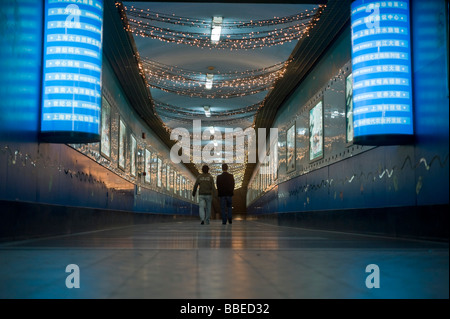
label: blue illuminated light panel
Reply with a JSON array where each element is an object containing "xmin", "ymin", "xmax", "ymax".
[
  {"xmin": 351, "ymin": 0, "xmax": 414, "ymax": 142},
  {"xmin": 41, "ymin": 0, "xmax": 103, "ymax": 141},
  {"xmin": 0, "ymin": 1, "xmax": 43, "ymax": 139}
]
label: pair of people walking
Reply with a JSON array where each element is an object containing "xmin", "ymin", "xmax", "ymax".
[{"xmin": 192, "ymin": 163, "xmax": 235, "ymax": 225}]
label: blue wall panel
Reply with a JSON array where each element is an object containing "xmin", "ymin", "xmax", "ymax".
[
  {"xmin": 328, "ymin": 156, "xmax": 366, "ymax": 210},
  {"xmin": 304, "ymin": 166, "xmax": 329, "ymax": 211},
  {"xmin": 251, "ymin": 186, "xmax": 278, "ymax": 215},
  {"xmin": 134, "ymin": 187, "xmax": 195, "ymax": 215}
]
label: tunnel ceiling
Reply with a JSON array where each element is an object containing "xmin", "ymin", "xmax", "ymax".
[{"xmin": 107, "ymin": 0, "xmax": 350, "ymax": 189}]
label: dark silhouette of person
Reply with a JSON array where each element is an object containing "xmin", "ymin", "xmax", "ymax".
[{"xmin": 216, "ymin": 163, "xmax": 235, "ymax": 225}]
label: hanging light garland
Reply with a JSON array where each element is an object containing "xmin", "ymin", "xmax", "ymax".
[
  {"xmin": 158, "ymin": 113, "xmax": 256, "ymax": 130},
  {"xmin": 121, "ymin": 4, "xmax": 326, "ymax": 50},
  {"xmin": 148, "ymin": 82, "xmax": 273, "ymax": 99},
  {"xmin": 142, "ymin": 58, "xmax": 290, "ymax": 98},
  {"xmin": 143, "ymin": 57, "xmax": 290, "ymax": 78},
  {"xmin": 153, "ymin": 99, "xmax": 262, "ymax": 120},
  {"xmin": 125, "ymin": 5, "xmax": 321, "ymax": 28}
]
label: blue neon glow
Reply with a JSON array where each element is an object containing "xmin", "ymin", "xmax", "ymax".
[
  {"xmin": 41, "ymin": 0, "xmax": 103, "ymax": 136},
  {"xmin": 351, "ymin": 0, "xmax": 413, "ymax": 138},
  {"xmin": 0, "ymin": 0, "xmax": 43, "ymax": 141}
]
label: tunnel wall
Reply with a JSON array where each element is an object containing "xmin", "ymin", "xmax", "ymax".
[
  {"xmin": 247, "ymin": 0, "xmax": 449, "ymax": 241},
  {"xmin": 0, "ymin": 1, "xmax": 198, "ymax": 241}
]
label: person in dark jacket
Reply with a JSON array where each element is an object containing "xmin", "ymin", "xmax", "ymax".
[
  {"xmin": 192, "ymin": 165, "xmax": 216, "ymax": 225},
  {"xmin": 216, "ymin": 163, "xmax": 235, "ymax": 225}
]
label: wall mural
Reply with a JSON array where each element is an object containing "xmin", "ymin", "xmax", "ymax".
[
  {"xmin": 118, "ymin": 118, "xmax": 126, "ymax": 170},
  {"xmin": 286, "ymin": 124, "xmax": 296, "ymax": 173},
  {"xmin": 100, "ymin": 96, "xmax": 111, "ymax": 158},
  {"xmin": 309, "ymin": 100, "xmax": 323, "ymax": 161},
  {"xmin": 130, "ymin": 134, "xmax": 137, "ymax": 177},
  {"xmin": 345, "ymin": 73, "xmax": 354, "ymax": 144}
]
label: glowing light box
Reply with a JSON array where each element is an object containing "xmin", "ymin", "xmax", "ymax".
[
  {"xmin": 40, "ymin": 0, "xmax": 103, "ymax": 143},
  {"xmin": 351, "ymin": 0, "xmax": 414, "ymax": 145}
]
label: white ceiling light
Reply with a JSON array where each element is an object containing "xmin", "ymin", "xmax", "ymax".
[
  {"xmin": 211, "ymin": 16, "xmax": 223, "ymax": 44},
  {"xmin": 205, "ymin": 73, "xmax": 214, "ymax": 90},
  {"xmin": 209, "ymin": 126, "xmax": 215, "ymax": 134},
  {"xmin": 203, "ymin": 105, "xmax": 211, "ymax": 117}
]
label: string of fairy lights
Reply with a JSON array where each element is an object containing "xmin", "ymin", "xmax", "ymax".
[
  {"xmin": 142, "ymin": 58, "xmax": 290, "ymax": 79},
  {"xmin": 127, "ymin": 23, "xmax": 315, "ymax": 49},
  {"xmin": 125, "ymin": 5, "xmax": 322, "ymax": 28},
  {"xmin": 153, "ymin": 99, "xmax": 261, "ymax": 120},
  {"xmin": 149, "ymin": 83, "xmax": 272, "ymax": 99},
  {"xmin": 159, "ymin": 114, "xmax": 256, "ymax": 128},
  {"xmin": 123, "ymin": 5, "xmax": 325, "ymax": 49},
  {"xmin": 142, "ymin": 58, "xmax": 290, "ymax": 98}
]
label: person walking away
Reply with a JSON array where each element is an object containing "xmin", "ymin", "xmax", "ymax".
[
  {"xmin": 192, "ymin": 165, "xmax": 216, "ymax": 225},
  {"xmin": 216, "ymin": 163, "xmax": 235, "ymax": 225}
]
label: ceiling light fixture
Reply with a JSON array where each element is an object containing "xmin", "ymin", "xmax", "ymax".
[
  {"xmin": 205, "ymin": 73, "xmax": 214, "ymax": 90},
  {"xmin": 203, "ymin": 105, "xmax": 211, "ymax": 117},
  {"xmin": 211, "ymin": 16, "xmax": 223, "ymax": 44}
]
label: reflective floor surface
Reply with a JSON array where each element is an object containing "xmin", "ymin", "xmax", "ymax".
[{"xmin": 0, "ymin": 220, "xmax": 448, "ymax": 299}]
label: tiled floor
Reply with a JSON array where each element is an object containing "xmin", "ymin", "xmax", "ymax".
[{"xmin": 0, "ymin": 220, "xmax": 448, "ymax": 299}]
